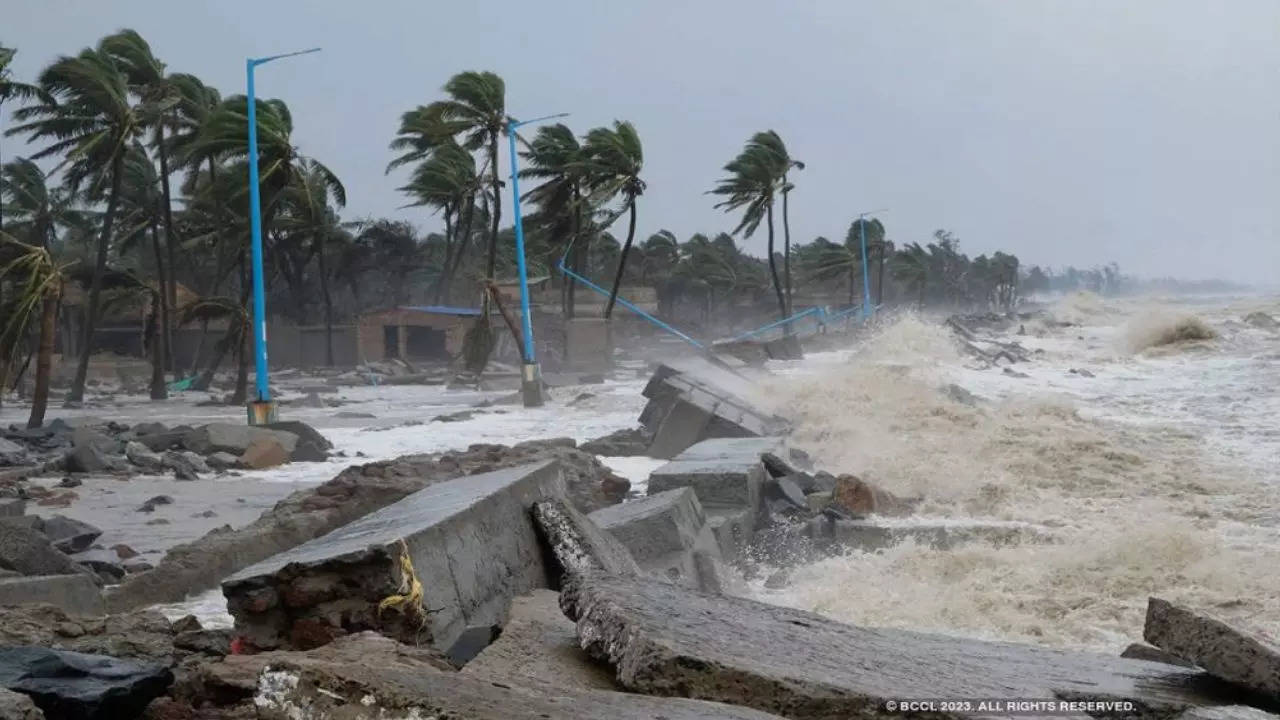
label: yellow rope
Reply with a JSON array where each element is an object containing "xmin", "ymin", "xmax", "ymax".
[{"xmin": 377, "ymin": 539, "xmax": 425, "ymax": 625}]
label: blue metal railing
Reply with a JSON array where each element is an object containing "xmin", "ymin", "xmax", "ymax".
[
  {"xmin": 726, "ymin": 306, "xmax": 826, "ymax": 343},
  {"xmin": 557, "ymin": 260, "xmax": 706, "ymax": 350}
]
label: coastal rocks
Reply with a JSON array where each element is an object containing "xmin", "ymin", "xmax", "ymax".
[
  {"xmin": 0, "ymin": 577, "xmax": 102, "ymax": 615},
  {"xmin": 0, "ymin": 647, "xmax": 172, "ymax": 720},
  {"xmin": 561, "ymin": 571, "xmax": 1245, "ymax": 719},
  {"xmin": 0, "ymin": 522, "xmax": 83, "ymax": 577},
  {"xmin": 0, "ymin": 500, "xmax": 23, "ymax": 519},
  {"xmin": 640, "ymin": 358, "xmax": 789, "ymax": 459},
  {"xmin": 0, "ymin": 439, "xmax": 29, "ymax": 469},
  {"xmin": 223, "ymin": 461, "xmax": 566, "ymax": 652},
  {"xmin": 159, "ymin": 451, "xmax": 204, "ymax": 481},
  {"xmin": 38, "ymin": 516, "xmax": 101, "ymax": 555},
  {"xmin": 0, "ymin": 605, "xmax": 174, "ymax": 662},
  {"xmin": 236, "ymin": 437, "xmax": 288, "ymax": 470},
  {"xmin": 830, "ymin": 474, "xmax": 914, "ymax": 516},
  {"xmin": 579, "ymin": 427, "xmax": 652, "ymax": 457},
  {"xmin": 181, "ymin": 424, "xmax": 294, "ymax": 457},
  {"xmin": 107, "ymin": 440, "xmax": 628, "ymax": 612},
  {"xmin": 588, "ymin": 487, "xmax": 723, "ymax": 592},
  {"xmin": 0, "ymin": 688, "xmax": 42, "ymax": 720},
  {"xmin": 124, "ymin": 442, "xmax": 165, "ymax": 474},
  {"xmin": 1144, "ymin": 597, "xmax": 1280, "ymax": 699}
]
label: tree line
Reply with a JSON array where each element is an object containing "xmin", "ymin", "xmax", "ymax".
[{"xmin": 2, "ymin": 32, "xmax": 1063, "ymax": 429}]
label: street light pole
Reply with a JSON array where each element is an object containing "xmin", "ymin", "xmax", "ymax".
[
  {"xmin": 244, "ymin": 47, "xmax": 320, "ymax": 425},
  {"xmin": 856, "ymin": 208, "xmax": 888, "ymax": 320},
  {"xmin": 507, "ymin": 112, "xmax": 567, "ymax": 408}
]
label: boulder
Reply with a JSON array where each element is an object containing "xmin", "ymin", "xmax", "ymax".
[
  {"xmin": 237, "ymin": 436, "xmax": 289, "ymax": 470},
  {"xmin": 63, "ymin": 445, "xmax": 107, "ymax": 475},
  {"xmin": 222, "ymin": 460, "xmax": 566, "ymax": 652},
  {"xmin": 69, "ymin": 428, "xmax": 117, "ymax": 456},
  {"xmin": 69, "ymin": 549, "xmax": 126, "ymax": 583},
  {"xmin": 133, "ymin": 431, "xmax": 185, "ymax": 454},
  {"xmin": 830, "ymin": 474, "xmax": 914, "ymax": 516},
  {"xmin": 0, "ymin": 439, "xmax": 29, "ymax": 469},
  {"xmin": 0, "ymin": 688, "xmax": 42, "ymax": 720},
  {"xmin": 204, "ymin": 452, "xmax": 239, "ymax": 471},
  {"xmin": 107, "ymin": 441, "xmax": 626, "ymax": 612},
  {"xmin": 0, "ymin": 605, "xmax": 173, "ymax": 662},
  {"xmin": 0, "ymin": 647, "xmax": 171, "ymax": 720},
  {"xmin": 1145, "ymin": 597, "xmax": 1280, "ymax": 699},
  {"xmin": 263, "ymin": 421, "xmax": 331, "ymax": 459},
  {"xmin": 562, "ymin": 572, "xmax": 1248, "ymax": 719},
  {"xmin": 38, "ymin": 516, "xmax": 101, "ymax": 554},
  {"xmin": 159, "ymin": 451, "xmax": 201, "ymax": 481},
  {"xmin": 181, "ymin": 424, "xmax": 297, "ymax": 457},
  {"xmin": 0, "ymin": 576, "xmax": 103, "ymax": 615},
  {"xmin": 1123, "ymin": 642, "xmax": 1197, "ymax": 668},
  {"xmin": 588, "ymin": 487, "xmax": 722, "ymax": 591},
  {"xmin": 123, "ymin": 442, "xmax": 165, "ymax": 473},
  {"xmin": 0, "ymin": 522, "xmax": 82, "ymax": 577},
  {"xmin": 129, "ymin": 422, "xmax": 168, "ymax": 438},
  {"xmin": 530, "ymin": 499, "xmax": 640, "ymax": 579}
]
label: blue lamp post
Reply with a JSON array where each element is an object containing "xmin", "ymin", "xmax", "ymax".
[
  {"xmin": 507, "ymin": 112, "xmax": 568, "ymax": 408},
  {"xmin": 856, "ymin": 208, "xmax": 888, "ymax": 320},
  {"xmin": 244, "ymin": 47, "xmax": 320, "ymax": 425}
]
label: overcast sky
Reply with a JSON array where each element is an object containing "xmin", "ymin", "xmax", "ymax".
[{"xmin": 5, "ymin": 1, "xmax": 1278, "ymax": 283}]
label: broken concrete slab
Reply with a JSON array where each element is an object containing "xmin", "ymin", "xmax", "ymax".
[
  {"xmin": 462, "ymin": 590, "xmax": 618, "ymax": 691},
  {"xmin": 562, "ymin": 572, "xmax": 1249, "ymax": 719},
  {"xmin": 813, "ymin": 517, "xmax": 1053, "ymax": 552},
  {"xmin": 648, "ymin": 458, "xmax": 764, "ymax": 511},
  {"xmin": 223, "ymin": 460, "xmax": 565, "ymax": 652},
  {"xmin": 641, "ymin": 358, "xmax": 790, "ymax": 459},
  {"xmin": 1123, "ymin": 642, "xmax": 1198, "ymax": 668},
  {"xmin": 0, "ymin": 575, "xmax": 103, "ymax": 615},
  {"xmin": 588, "ymin": 487, "xmax": 722, "ymax": 590},
  {"xmin": 252, "ymin": 645, "xmax": 785, "ymax": 720},
  {"xmin": 0, "ymin": 647, "xmax": 171, "ymax": 720},
  {"xmin": 706, "ymin": 507, "xmax": 755, "ymax": 562},
  {"xmin": 673, "ymin": 436, "xmax": 787, "ymax": 464},
  {"xmin": 1145, "ymin": 597, "xmax": 1280, "ymax": 699},
  {"xmin": 530, "ymin": 499, "xmax": 640, "ymax": 579}
]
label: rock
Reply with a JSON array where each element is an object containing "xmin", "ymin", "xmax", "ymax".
[
  {"xmin": 0, "ymin": 522, "xmax": 82, "ymax": 577},
  {"xmin": 133, "ymin": 431, "xmax": 185, "ymax": 454},
  {"xmin": 70, "ymin": 549, "xmax": 126, "ymax": 583},
  {"xmin": 172, "ymin": 629, "xmax": 231, "ymax": 657},
  {"xmin": 222, "ymin": 461, "xmax": 566, "ymax": 652},
  {"xmin": 136, "ymin": 495, "xmax": 173, "ymax": 514},
  {"xmin": 763, "ymin": 474, "xmax": 808, "ymax": 516},
  {"xmin": 159, "ymin": 452, "xmax": 201, "ymax": 481},
  {"xmin": 111, "ymin": 545, "xmax": 138, "ymax": 561},
  {"xmin": 0, "ymin": 605, "xmax": 173, "ymax": 662},
  {"xmin": 288, "ymin": 441, "xmax": 327, "ymax": 463},
  {"xmin": 0, "ymin": 576, "xmax": 103, "ymax": 615},
  {"xmin": 106, "ymin": 441, "xmax": 627, "ymax": 612},
  {"xmin": 0, "ymin": 439, "xmax": 30, "ymax": 469},
  {"xmin": 1244, "ymin": 312, "xmax": 1279, "ymax": 330},
  {"xmin": 236, "ymin": 436, "xmax": 289, "ymax": 470},
  {"xmin": 38, "ymin": 516, "xmax": 101, "ymax": 555},
  {"xmin": 124, "ymin": 442, "xmax": 166, "ymax": 473},
  {"xmin": 56, "ymin": 478, "xmax": 80, "ymax": 489},
  {"xmin": 0, "ymin": 499, "xmax": 24, "ymax": 519},
  {"xmin": 1144, "ymin": 597, "xmax": 1280, "ymax": 699},
  {"xmin": 432, "ymin": 410, "xmax": 476, "ymax": 423},
  {"xmin": 830, "ymin": 474, "xmax": 913, "ymax": 516},
  {"xmin": 462, "ymin": 590, "xmax": 618, "ymax": 690},
  {"xmin": 1069, "ymin": 367, "xmax": 1097, "ymax": 378},
  {"xmin": 589, "ymin": 487, "xmax": 722, "ymax": 590},
  {"xmin": 641, "ymin": 358, "xmax": 790, "ymax": 459},
  {"xmin": 69, "ymin": 427, "xmax": 117, "ymax": 456},
  {"xmin": 263, "ymin": 422, "xmax": 330, "ymax": 462},
  {"xmin": 170, "ymin": 616, "xmax": 202, "ymax": 634},
  {"xmin": 181, "ymin": 424, "xmax": 297, "ymax": 457},
  {"xmin": 764, "ymin": 568, "xmax": 790, "ymax": 589},
  {"xmin": 531, "ymin": 499, "xmax": 640, "ymax": 580},
  {"xmin": 63, "ymin": 444, "xmax": 108, "ymax": 475},
  {"xmin": 806, "ymin": 491, "xmax": 832, "ymax": 513},
  {"xmin": 0, "ymin": 647, "xmax": 172, "ymax": 720},
  {"xmin": 1123, "ymin": 642, "xmax": 1197, "ymax": 668},
  {"xmin": 1003, "ymin": 367, "xmax": 1031, "ymax": 379},
  {"xmin": 562, "ymin": 572, "xmax": 1244, "ymax": 719},
  {"xmin": 1177, "ymin": 707, "xmax": 1280, "ymax": 720},
  {"xmin": 204, "ymin": 452, "xmax": 238, "ymax": 471},
  {"xmin": 333, "ymin": 410, "xmax": 374, "ymax": 419},
  {"xmin": 579, "ymin": 427, "xmax": 652, "ymax": 457},
  {"xmin": 0, "ymin": 688, "xmax": 42, "ymax": 720},
  {"xmin": 130, "ymin": 422, "xmax": 168, "ymax": 438}
]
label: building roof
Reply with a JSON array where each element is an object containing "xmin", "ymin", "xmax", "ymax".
[{"xmin": 397, "ymin": 305, "xmax": 483, "ymax": 316}]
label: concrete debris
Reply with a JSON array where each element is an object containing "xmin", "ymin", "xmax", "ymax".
[
  {"xmin": 562, "ymin": 571, "xmax": 1249, "ymax": 719},
  {"xmin": 223, "ymin": 461, "xmax": 565, "ymax": 652},
  {"xmin": 1145, "ymin": 597, "xmax": 1280, "ymax": 700},
  {"xmin": 640, "ymin": 358, "xmax": 789, "ymax": 459},
  {"xmin": 0, "ymin": 647, "xmax": 171, "ymax": 720},
  {"xmin": 588, "ymin": 487, "xmax": 722, "ymax": 591},
  {"xmin": 1123, "ymin": 642, "xmax": 1198, "ymax": 668},
  {"xmin": 531, "ymin": 499, "xmax": 640, "ymax": 579}
]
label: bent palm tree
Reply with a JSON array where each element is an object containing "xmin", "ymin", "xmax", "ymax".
[
  {"xmin": 397, "ymin": 139, "xmax": 479, "ymax": 303},
  {"xmin": 581, "ymin": 121, "xmax": 645, "ymax": 320},
  {"xmin": 892, "ymin": 242, "xmax": 929, "ymax": 308},
  {"xmin": 8, "ymin": 45, "xmax": 143, "ymax": 404},
  {"xmin": 278, "ymin": 159, "xmax": 348, "ymax": 365},
  {"xmin": 0, "ymin": 233, "xmax": 64, "ymax": 427},
  {"xmin": 520, "ymin": 123, "xmax": 586, "ymax": 317},
  {"xmin": 709, "ymin": 132, "xmax": 789, "ymax": 320},
  {"xmin": 750, "ymin": 131, "xmax": 802, "ymax": 315}
]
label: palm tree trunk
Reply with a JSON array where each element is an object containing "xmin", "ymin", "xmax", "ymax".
[
  {"xmin": 443, "ymin": 195, "xmax": 477, "ymax": 305},
  {"xmin": 156, "ymin": 125, "xmax": 180, "ymax": 376},
  {"xmin": 27, "ymin": 284, "xmax": 58, "ymax": 428},
  {"xmin": 433, "ymin": 203, "xmax": 455, "ymax": 304},
  {"xmin": 782, "ymin": 187, "xmax": 793, "ymax": 317},
  {"xmin": 766, "ymin": 201, "xmax": 786, "ymax": 321},
  {"xmin": 316, "ymin": 232, "xmax": 335, "ymax": 366},
  {"xmin": 146, "ymin": 296, "xmax": 165, "ymax": 400},
  {"xmin": 485, "ymin": 133, "xmax": 501, "ymax": 280},
  {"xmin": 67, "ymin": 151, "xmax": 126, "ymax": 404},
  {"xmin": 148, "ymin": 220, "xmax": 169, "ymax": 400},
  {"xmin": 567, "ymin": 185, "xmax": 582, "ymax": 320},
  {"xmin": 603, "ymin": 199, "xmax": 637, "ymax": 320},
  {"xmin": 876, "ymin": 247, "xmax": 887, "ymax": 306},
  {"xmin": 231, "ymin": 252, "xmax": 249, "ymax": 405}
]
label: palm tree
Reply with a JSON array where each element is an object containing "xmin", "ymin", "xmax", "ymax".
[
  {"xmin": 8, "ymin": 45, "xmax": 143, "ymax": 404},
  {"xmin": 581, "ymin": 121, "xmax": 645, "ymax": 320},
  {"xmin": 277, "ymin": 159, "xmax": 347, "ymax": 365},
  {"xmin": 418, "ymin": 71, "xmax": 506, "ymax": 281},
  {"xmin": 892, "ymin": 242, "xmax": 929, "ymax": 308},
  {"xmin": 1, "ymin": 45, "xmax": 46, "ymax": 234},
  {"xmin": 748, "ymin": 131, "xmax": 802, "ymax": 315},
  {"xmin": 710, "ymin": 131, "xmax": 790, "ymax": 320},
  {"xmin": 99, "ymin": 29, "xmax": 181, "ymax": 367},
  {"xmin": 0, "ymin": 233, "xmax": 64, "ymax": 427},
  {"xmin": 396, "ymin": 139, "xmax": 478, "ymax": 304},
  {"xmin": 520, "ymin": 123, "xmax": 587, "ymax": 317},
  {"xmin": 1, "ymin": 158, "xmax": 91, "ymax": 250}
]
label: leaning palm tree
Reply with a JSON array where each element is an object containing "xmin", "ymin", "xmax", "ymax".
[
  {"xmin": 1, "ymin": 45, "xmax": 46, "ymax": 234},
  {"xmin": 748, "ymin": 131, "xmax": 802, "ymax": 315},
  {"xmin": 709, "ymin": 132, "xmax": 790, "ymax": 320},
  {"xmin": 397, "ymin": 139, "xmax": 479, "ymax": 304},
  {"xmin": 7, "ymin": 44, "xmax": 143, "ymax": 404},
  {"xmin": 0, "ymin": 232, "xmax": 65, "ymax": 427},
  {"xmin": 520, "ymin": 123, "xmax": 587, "ymax": 317},
  {"xmin": 581, "ymin": 121, "xmax": 645, "ymax": 320},
  {"xmin": 892, "ymin": 242, "xmax": 930, "ymax": 308},
  {"xmin": 1, "ymin": 157, "xmax": 92, "ymax": 250},
  {"xmin": 277, "ymin": 159, "xmax": 348, "ymax": 365}
]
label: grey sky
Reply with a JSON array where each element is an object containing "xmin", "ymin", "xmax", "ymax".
[{"xmin": 5, "ymin": 0, "xmax": 1278, "ymax": 283}]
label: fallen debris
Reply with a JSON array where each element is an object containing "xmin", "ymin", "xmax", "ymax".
[
  {"xmin": 1145, "ymin": 597, "xmax": 1280, "ymax": 700},
  {"xmin": 640, "ymin": 358, "xmax": 789, "ymax": 459},
  {"xmin": 0, "ymin": 647, "xmax": 171, "ymax": 720},
  {"xmin": 588, "ymin": 487, "xmax": 722, "ymax": 592}
]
